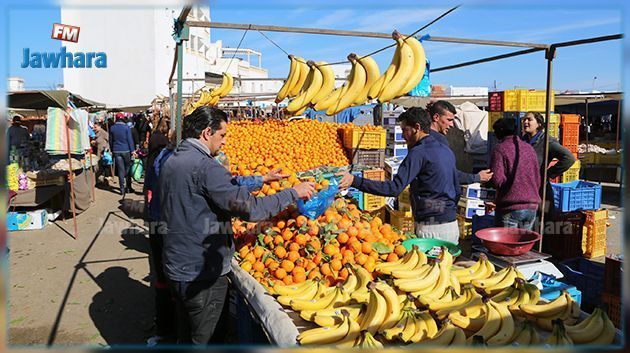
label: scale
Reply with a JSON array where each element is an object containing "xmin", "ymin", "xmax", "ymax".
[{"xmin": 471, "ymin": 245, "xmax": 564, "ymax": 279}]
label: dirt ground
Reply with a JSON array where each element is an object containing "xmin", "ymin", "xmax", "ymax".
[{"xmin": 6, "ymin": 180, "xmax": 624, "ymax": 348}]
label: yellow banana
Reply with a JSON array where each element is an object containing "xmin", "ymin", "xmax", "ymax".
[
  {"xmin": 520, "ymin": 290, "xmax": 569, "ymax": 317},
  {"xmin": 391, "ymin": 263, "xmax": 432, "ymax": 279},
  {"xmin": 399, "ymin": 34, "xmax": 427, "ymax": 95},
  {"xmin": 544, "ymin": 319, "xmax": 573, "ymax": 346},
  {"xmin": 219, "ymin": 73, "xmax": 233, "ymax": 98},
  {"xmin": 368, "ymin": 34, "xmax": 401, "ymax": 99},
  {"xmin": 375, "ymin": 282, "xmax": 401, "ymax": 332},
  {"xmin": 450, "ymin": 325, "xmax": 467, "ymax": 345},
  {"xmin": 484, "ymin": 266, "xmax": 519, "ymax": 296},
  {"xmin": 399, "ymin": 314, "xmax": 418, "ymax": 343},
  {"xmin": 301, "ymin": 303, "xmax": 363, "ymax": 323},
  {"xmin": 409, "ymin": 312, "xmax": 429, "ymax": 343},
  {"xmin": 377, "ymin": 35, "xmax": 415, "ymax": 102},
  {"xmin": 565, "ymin": 307, "xmax": 604, "ymax": 343},
  {"xmin": 359, "ymin": 283, "xmax": 387, "ymax": 334},
  {"xmin": 395, "ymin": 262, "xmax": 440, "ymax": 293},
  {"xmin": 466, "ymin": 300, "xmax": 501, "ymax": 343},
  {"xmin": 276, "ymin": 55, "xmax": 298, "ymax": 102},
  {"xmin": 288, "ymin": 57, "xmax": 308, "ymax": 97},
  {"xmin": 486, "ymin": 300, "xmax": 515, "ymax": 346},
  {"xmin": 310, "ymin": 62, "xmax": 335, "ymax": 104},
  {"xmin": 449, "ymin": 272, "xmax": 462, "ymax": 294},
  {"xmin": 587, "ymin": 310, "xmax": 616, "ymax": 345},
  {"xmin": 290, "ymin": 285, "xmax": 347, "ymax": 311},
  {"xmin": 326, "ymin": 54, "xmax": 367, "ymax": 115},
  {"xmin": 449, "ymin": 310, "xmax": 486, "ymax": 332},
  {"xmin": 420, "ymin": 320, "xmax": 457, "ymax": 346},
  {"xmin": 314, "ymin": 68, "xmax": 353, "ymax": 111},
  {"xmin": 298, "ymin": 310, "xmax": 357, "ymax": 345},
  {"xmin": 376, "ymin": 246, "xmax": 421, "ymax": 275},
  {"xmin": 472, "ymin": 265, "xmax": 513, "ymax": 290},
  {"xmin": 352, "ymin": 55, "xmax": 380, "ymax": 105},
  {"xmin": 418, "ymin": 310, "xmax": 439, "ymax": 338},
  {"xmin": 276, "ymin": 280, "xmax": 320, "ymax": 306},
  {"xmin": 271, "ymin": 278, "xmax": 316, "ymax": 296},
  {"xmin": 287, "ymin": 61, "xmax": 323, "ymax": 114},
  {"xmin": 382, "ymin": 310, "xmax": 411, "ymax": 341},
  {"xmin": 341, "ymin": 271, "xmax": 358, "ymax": 293}
]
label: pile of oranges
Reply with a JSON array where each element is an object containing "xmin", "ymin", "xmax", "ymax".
[
  {"xmin": 234, "ymin": 197, "xmax": 408, "ymax": 291},
  {"xmin": 223, "ymin": 120, "xmax": 384, "ymax": 176}
]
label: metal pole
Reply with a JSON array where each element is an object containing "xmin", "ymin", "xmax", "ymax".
[
  {"xmin": 585, "ymin": 99, "xmax": 589, "ymax": 148},
  {"xmin": 616, "ymin": 98, "xmax": 621, "ymax": 150},
  {"xmin": 538, "ymin": 46, "xmax": 556, "ymax": 250},
  {"xmin": 64, "ymin": 111, "xmax": 78, "ymax": 239},
  {"xmin": 176, "ymin": 41, "xmax": 184, "ymax": 144}
]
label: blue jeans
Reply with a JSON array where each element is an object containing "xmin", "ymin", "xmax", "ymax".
[
  {"xmin": 113, "ymin": 151, "xmax": 131, "ymax": 192},
  {"xmin": 496, "ymin": 209, "xmax": 537, "ymax": 231}
]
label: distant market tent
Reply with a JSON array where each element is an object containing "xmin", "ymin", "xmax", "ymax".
[{"xmin": 8, "ymin": 90, "xmax": 105, "ymax": 110}]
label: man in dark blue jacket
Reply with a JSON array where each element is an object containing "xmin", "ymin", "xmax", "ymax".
[
  {"xmin": 109, "ymin": 113, "xmax": 136, "ymax": 196},
  {"xmin": 159, "ymin": 107, "xmax": 315, "ymax": 344},
  {"xmin": 338, "ymin": 107, "xmax": 461, "ymax": 244}
]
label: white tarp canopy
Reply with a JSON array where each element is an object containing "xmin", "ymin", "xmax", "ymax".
[{"xmin": 455, "ymin": 101, "xmax": 488, "ymax": 154}]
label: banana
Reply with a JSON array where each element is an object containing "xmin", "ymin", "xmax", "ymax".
[
  {"xmin": 313, "ymin": 68, "xmax": 352, "ymax": 111},
  {"xmin": 520, "ymin": 290, "xmax": 569, "ymax": 317},
  {"xmin": 277, "ymin": 280, "xmax": 320, "ymax": 306},
  {"xmin": 376, "ymin": 246, "xmax": 420, "ymax": 274},
  {"xmin": 565, "ymin": 307, "xmax": 604, "ymax": 343},
  {"xmin": 399, "ymin": 34, "xmax": 427, "ymax": 95},
  {"xmin": 375, "ymin": 282, "xmax": 401, "ymax": 332},
  {"xmin": 270, "ymin": 279, "xmax": 315, "ymax": 296},
  {"xmin": 276, "ymin": 55, "xmax": 298, "ymax": 102},
  {"xmin": 298, "ymin": 310, "xmax": 358, "ymax": 345},
  {"xmin": 326, "ymin": 54, "xmax": 367, "ymax": 115},
  {"xmin": 544, "ymin": 319, "xmax": 573, "ymax": 346},
  {"xmin": 349, "ymin": 266, "xmax": 371, "ymax": 303},
  {"xmin": 354, "ymin": 329, "xmax": 384, "ymax": 348},
  {"xmin": 209, "ymin": 73, "xmax": 229, "ymax": 98},
  {"xmin": 533, "ymin": 292, "xmax": 580, "ymax": 331},
  {"xmin": 472, "ymin": 265, "xmax": 513, "ymax": 290},
  {"xmin": 409, "ymin": 311, "xmax": 429, "ymax": 343},
  {"xmin": 486, "ymin": 300, "xmax": 515, "ymax": 346},
  {"xmin": 220, "ymin": 73, "xmax": 233, "ymax": 98},
  {"xmin": 302, "ymin": 303, "xmax": 364, "ymax": 324},
  {"xmin": 449, "ymin": 272, "xmax": 462, "ymax": 294},
  {"xmin": 399, "ymin": 314, "xmax": 416, "ymax": 342},
  {"xmin": 451, "ymin": 256, "xmax": 484, "ymax": 277},
  {"xmin": 368, "ymin": 34, "xmax": 401, "ymax": 99},
  {"xmin": 377, "ymin": 34, "xmax": 415, "ymax": 102},
  {"xmin": 418, "ymin": 310, "xmax": 439, "ymax": 338},
  {"xmin": 450, "ymin": 325, "xmax": 467, "ymax": 345},
  {"xmin": 313, "ymin": 308, "xmax": 363, "ymax": 327},
  {"xmin": 382, "ymin": 310, "xmax": 410, "ymax": 341},
  {"xmin": 523, "ymin": 281, "xmax": 541, "ymax": 305},
  {"xmin": 587, "ymin": 310, "xmax": 616, "ymax": 345},
  {"xmin": 395, "ymin": 262, "xmax": 440, "ymax": 293},
  {"xmin": 511, "ymin": 320, "xmax": 540, "ymax": 346},
  {"xmin": 341, "ymin": 269, "xmax": 358, "ymax": 293},
  {"xmin": 290, "ymin": 285, "xmax": 348, "ymax": 311},
  {"xmin": 287, "ymin": 61, "xmax": 323, "ymax": 114},
  {"xmin": 433, "ymin": 286, "xmax": 483, "ymax": 318},
  {"xmin": 391, "ymin": 263, "xmax": 432, "ymax": 279},
  {"xmin": 424, "ymin": 256, "xmax": 453, "ymax": 300},
  {"xmin": 484, "ymin": 266, "xmax": 520, "ymax": 296},
  {"xmin": 420, "ymin": 320, "xmax": 457, "ymax": 346},
  {"xmin": 359, "ymin": 283, "xmax": 387, "ymax": 334},
  {"xmin": 491, "ymin": 285, "xmax": 517, "ymax": 305},
  {"xmin": 310, "ymin": 62, "xmax": 335, "ymax": 104},
  {"xmin": 352, "ymin": 55, "xmax": 380, "ymax": 105},
  {"xmin": 450, "ymin": 311, "xmax": 486, "ymax": 332},
  {"xmin": 466, "ymin": 299, "xmax": 501, "ymax": 343},
  {"xmin": 287, "ymin": 57, "xmax": 308, "ymax": 97},
  {"xmin": 454, "ymin": 256, "xmax": 495, "ymax": 284}
]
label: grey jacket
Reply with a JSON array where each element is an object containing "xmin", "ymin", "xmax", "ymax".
[
  {"xmin": 526, "ymin": 132, "xmax": 576, "ymax": 179},
  {"xmin": 159, "ymin": 139, "xmax": 299, "ymax": 282}
]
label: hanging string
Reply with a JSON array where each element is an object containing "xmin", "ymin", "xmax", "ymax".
[
  {"xmin": 224, "ymin": 24, "xmax": 251, "ymax": 72},
  {"xmin": 253, "ymin": 5, "xmax": 460, "ymax": 67}
]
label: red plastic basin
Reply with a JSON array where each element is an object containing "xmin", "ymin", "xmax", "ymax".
[{"xmin": 475, "ymin": 227, "xmax": 542, "ymax": 256}]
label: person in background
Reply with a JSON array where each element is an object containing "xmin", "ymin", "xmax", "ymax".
[
  {"xmin": 109, "ymin": 113, "xmax": 136, "ymax": 196},
  {"xmin": 488, "ymin": 118, "xmax": 541, "ymax": 230},
  {"xmin": 426, "ymin": 100, "xmax": 493, "ymax": 185},
  {"xmin": 92, "ymin": 122, "xmax": 111, "ymax": 185},
  {"xmin": 8, "ymin": 115, "xmax": 30, "ymax": 150},
  {"xmin": 521, "ymin": 111, "xmax": 576, "ymax": 215},
  {"xmin": 337, "ymin": 107, "xmax": 461, "ymax": 244},
  {"xmin": 159, "ymin": 107, "xmax": 315, "ymax": 344}
]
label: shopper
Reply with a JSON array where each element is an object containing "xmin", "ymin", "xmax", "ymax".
[
  {"xmin": 489, "ymin": 118, "xmax": 541, "ymax": 230},
  {"xmin": 159, "ymin": 106, "xmax": 315, "ymax": 345},
  {"xmin": 338, "ymin": 107, "xmax": 461, "ymax": 244},
  {"xmin": 426, "ymin": 100, "xmax": 493, "ymax": 185},
  {"xmin": 109, "ymin": 113, "xmax": 136, "ymax": 196},
  {"xmin": 8, "ymin": 115, "xmax": 30, "ymax": 150},
  {"xmin": 521, "ymin": 111, "xmax": 576, "ymax": 215}
]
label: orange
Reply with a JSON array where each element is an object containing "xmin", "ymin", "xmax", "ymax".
[
  {"xmin": 347, "ymin": 227, "xmax": 359, "ymax": 238},
  {"xmin": 282, "ymin": 228, "xmax": 293, "ymax": 241},
  {"xmin": 337, "ymin": 232, "xmax": 349, "ymax": 244},
  {"xmin": 268, "ymin": 260, "xmax": 280, "ymax": 272},
  {"xmin": 361, "ymin": 242, "xmax": 373, "ymax": 254},
  {"xmin": 240, "ymin": 261, "xmax": 253, "ymax": 272},
  {"xmin": 282, "ymin": 275, "xmax": 293, "ymax": 285},
  {"xmin": 355, "ymin": 253, "xmax": 368, "ymax": 266},
  {"xmin": 274, "ymin": 235, "xmax": 284, "ymax": 245},
  {"xmin": 274, "ymin": 246, "xmax": 287, "ymax": 259},
  {"xmin": 386, "ymin": 253, "xmax": 399, "ymax": 263},
  {"xmin": 324, "ymin": 244, "xmax": 338, "ymax": 256},
  {"xmin": 293, "ymin": 272, "xmax": 306, "ymax": 283},
  {"xmin": 253, "ymin": 261, "xmax": 265, "ymax": 272},
  {"xmin": 320, "ymin": 263, "xmax": 332, "ymax": 276},
  {"xmin": 288, "ymin": 242, "xmax": 300, "ymax": 252},
  {"xmin": 330, "ymin": 259, "xmax": 343, "ymax": 271},
  {"xmin": 308, "ymin": 269, "xmax": 321, "ymax": 280},
  {"xmin": 296, "ymin": 215, "xmax": 308, "ymax": 227},
  {"xmin": 274, "ymin": 268, "xmax": 287, "ymax": 280},
  {"xmin": 294, "ymin": 234, "xmax": 307, "ymax": 246},
  {"xmin": 287, "ymin": 251, "xmax": 300, "ymax": 263},
  {"xmin": 281, "ymin": 259, "xmax": 295, "ymax": 272},
  {"xmin": 263, "ymin": 235, "xmax": 273, "ymax": 245},
  {"xmin": 308, "ymin": 225, "xmax": 320, "ymax": 237},
  {"xmin": 252, "ymin": 246, "xmax": 265, "ymax": 259}
]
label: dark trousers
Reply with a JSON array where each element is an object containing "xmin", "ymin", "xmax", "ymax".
[
  {"xmin": 169, "ymin": 275, "xmax": 229, "ymax": 345},
  {"xmin": 113, "ymin": 151, "xmax": 132, "ymax": 192},
  {"xmin": 148, "ymin": 228, "xmax": 177, "ymax": 339}
]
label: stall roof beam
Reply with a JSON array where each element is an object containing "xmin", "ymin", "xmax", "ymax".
[{"xmin": 186, "ymin": 21, "xmax": 549, "ymax": 49}]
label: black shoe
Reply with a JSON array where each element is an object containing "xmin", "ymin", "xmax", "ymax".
[{"xmin": 127, "ymin": 187, "xmax": 135, "ymax": 193}]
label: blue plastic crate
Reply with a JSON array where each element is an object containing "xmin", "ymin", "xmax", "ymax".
[
  {"xmin": 551, "ymin": 180, "xmax": 602, "ymax": 212},
  {"xmin": 540, "ymin": 280, "xmax": 582, "ymax": 307},
  {"xmin": 557, "ymin": 258, "xmax": 604, "ymax": 310}
]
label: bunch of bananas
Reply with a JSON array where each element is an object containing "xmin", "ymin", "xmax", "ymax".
[
  {"xmin": 421, "ymin": 285, "xmax": 483, "ymax": 319},
  {"xmin": 563, "ymin": 307, "xmax": 616, "ymax": 345},
  {"xmin": 544, "ymin": 319, "xmax": 573, "ymax": 346},
  {"xmin": 393, "ymin": 247, "xmax": 459, "ymax": 299},
  {"xmin": 490, "ymin": 277, "xmax": 540, "ymax": 315},
  {"xmin": 471, "ymin": 264, "xmax": 525, "ymax": 296},
  {"xmin": 188, "ymin": 72, "xmax": 233, "ymax": 113},
  {"xmin": 297, "ymin": 309, "xmax": 361, "ymax": 345},
  {"xmin": 380, "ymin": 307, "xmax": 438, "ymax": 343},
  {"xmin": 519, "ymin": 290, "xmax": 581, "ymax": 331},
  {"xmin": 451, "ymin": 253, "xmax": 495, "ymax": 284},
  {"xmin": 277, "ymin": 30, "xmax": 426, "ymax": 116},
  {"xmin": 464, "ymin": 297, "xmax": 516, "ymax": 346},
  {"xmin": 510, "ymin": 320, "xmax": 541, "ymax": 346},
  {"xmin": 417, "ymin": 320, "xmax": 467, "ymax": 346},
  {"xmin": 351, "ymin": 330, "xmax": 384, "ymax": 348}
]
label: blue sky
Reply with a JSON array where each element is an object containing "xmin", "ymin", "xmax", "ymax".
[{"xmin": 1, "ymin": 0, "xmax": 627, "ymax": 93}]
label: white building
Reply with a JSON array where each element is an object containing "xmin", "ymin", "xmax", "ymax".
[
  {"xmin": 61, "ymin": 5, "xmax": 278, "ymax": 108},
  {"xmin": 7, "ymin": 77, "xmax": 24, "ymax": 92}
]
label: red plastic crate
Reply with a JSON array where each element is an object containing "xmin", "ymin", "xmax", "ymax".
[
  {"xmin": 488, "ymin": 91, "xmax": 504, "ymax": 112},
  {"xmin": 561, "ymin": 114, "xmax": 581, "ymax": 124},
  {"xmin": 602, "ymin": 292, "xmax": 621, "ymax": 328},
  {"xmin": 541, "ymin": 211, "xmax": 585, "ymax": 260},
  {"xmin": 604, "ymin": 256, "xmax": 622, "ymax": 296}
]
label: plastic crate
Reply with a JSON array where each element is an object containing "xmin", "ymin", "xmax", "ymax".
[
  {"xmin": 343, "ymin": 128, "xmax": 386, "ymax": 149},
  {"xmin": 561, "ymin": 160, "xmax": 581, "ymax": 183},
  {"xmin": 584, "ymin": 208, "xmax": 609, "ymax": 223},
  {"xmin": 387, "ymin": 206, "xmax": 414, "ymax": 234},
  {"xmin": 581, "ymin": 210, "xmax": 608, "ymax": 259},
  {"xmin": 557, "ymin": 258, "xmax": 605, "ymax": 310},
  {"xmin": 561, "ymin": 114, "xmax": 581, "ymax": 124},
  {"xmin": 362, "ymin": 168, "xmax": 385, "ymax": 181},
  {"xmin": 602, "ymin": 292, "xmax": 621, "ymax": 328},
  {"xmin": 549, "ymin": 113, "xmax": 560, "ymax": 124},
  {"xmin": 541, "ymin": 211, "xmax": 585, "ymax": 260},
  {"xmin": 350, "ymin": 149, "xmax": 385, "ymax": 168},
  {"xmin": 398, "ymin": 187, "xmax": 410, "ymax": 204},
  {"xmin": 503, "ymin": 89, "xmax": 528, "ymax": 111},
  {"xmin": 362, "ymin": 193, "xmax": 385, "ymax": 212},
  {"xmin": 488, "ymin": 91, "xmax": 504, "ymax": 112},
  {"xmin": 540, "ymin": 280, "xmax": 582, "ymax": 307},
  {"xmin": 456, "ymin": 214, "xmax": 473, "ymax": 240},
  {"xmin": 595, "ymin": 153, "xmax": 622, "ymax": 165},
  {"xmin": 604, "ymin": 256, "xmax": 622, "ymax": 296},
  {"xmin": 525, "ymin": 90, "xmax": 555, "ymax": 112},
  {"xmin": 488, "ymin": 112, "xmax": 503, "ymax": 131},
  {"xmin": 551, "ymin": 180, "xmax": 602, "ymax": 212},
  {"xmin": 548, "ymin": 121, "xmax": 559, "ymax": 139},
  {"xmin": 560, "ymin": 123, "xmax": 580, "ymax": 149},
  {"xmin": 385, "ymin": 143, "xmax": 408, "ymax": 159}
]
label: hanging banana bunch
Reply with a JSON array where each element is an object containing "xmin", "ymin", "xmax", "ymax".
[
  {"xmin": 369, "ymin": 30, "xmax": 426, "ymax": 103},
  {"xmin": 285, "ymin": 60, "xmax": 325, "ymax": 116},
  {"xmin": 189, "ymin": 72, "xmax": 233, "ymax": 111},
  {"xmin": 326, "ymin": 54, "xmax": 366, "ymax": 116},
  {"xmin": 276, "ymin": 55, "xmax": 310, "ymax": 103}
]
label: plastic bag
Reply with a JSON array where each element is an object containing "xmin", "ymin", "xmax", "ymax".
[
  {"xmin": 297, "ymin": 178, "xmax": 340, "ymax": 219},
  {"xmin": 130, "ymin": 159, "xmax": 143, "ymax": 182},
  {"xmin": 101, "ymin": 151, "xmax": 113, "ymax": 166}
]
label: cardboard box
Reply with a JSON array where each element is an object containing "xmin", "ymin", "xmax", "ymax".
[
  {"xmin": 385, "ymin": 143, "xmax": 408, "ymax": 159},
  {"xmin": 461, "ymin": 183, "xmax": 497, "ymax": 201},
  {"xmin": 386, "ymin": 125, "xmax": 404, "ymax": 143},
  {"xmin": 458, "ymin": 197, "xmax": 487, "ymax": 219},
  {"xmin": 7, "ymin": 209, "xmax": 48, "ymax": 231},
  {"xmin": 384, "ymin": 158, "xmax": 402, "ymax": 179}
]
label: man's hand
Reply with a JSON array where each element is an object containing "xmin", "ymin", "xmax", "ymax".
[
  {"xmin": 478, "ymin": 169, "xmax": 493, "ymax": 183},
  {"xmin": 485, "ymin": 201, "xmax": 496, "ymax": 214},
  {"xmin": 263, "ymin": 168, "xmax": 289, "ymax": 183},
  {"xmin": 293, "ymin": 182, "xmax": 316, "ymax": 200},
  {"xmin": 336, "ymin": 172, "xmax": 355, "ymax": 190}
]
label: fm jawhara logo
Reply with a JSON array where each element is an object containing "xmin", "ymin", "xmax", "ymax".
[{"xmin": 21, "ymin": 23, "xmax": 107, "ymax": 69}]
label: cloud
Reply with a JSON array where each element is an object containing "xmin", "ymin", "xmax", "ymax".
[
  {"xmin": 310, "ymin": 9, "xmax": 356, "ymax": 28},
  {"xmin": 351, "ymin": 8, "xmax": 449, "ymax": 33}
]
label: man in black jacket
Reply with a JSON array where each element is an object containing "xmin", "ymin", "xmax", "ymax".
[{"xmin": 159, "ymin": 107, "xmax": 315, "ymax": 344}]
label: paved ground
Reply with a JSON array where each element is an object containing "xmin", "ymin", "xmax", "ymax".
[{"xmin": 6, "ymin": 179, "xmax": 624, "ymax": 347}]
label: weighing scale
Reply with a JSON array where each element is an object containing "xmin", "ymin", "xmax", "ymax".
[{"xmin": 471, "ymin": 245, "xmax": 564, "ymax": 279}]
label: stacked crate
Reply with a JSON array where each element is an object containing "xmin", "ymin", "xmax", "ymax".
[
  {"xmin": 344, "ymin": 127, "xmax": 386, "ymax": 168},
  {"xmin": 347, "ymin": 168, "xmax": 386, "ymax": 212},
  {"xmin": 560, "ymin": 114, "xmax": 580, "ymax": 160},
  {"xmin": 602, "ymin": 255, "xmax": 622, "ymax": 327},
  {"xmin": 541, "ymin": 211, "xmax": 586, "ymax": 260},
  {"xmin": 581, "ymin": 209, "xmax": 608, "ymax": 259},
  {"xmin": 385, "ymin": 125, "xmax": 408, "ymax": 159},
  {"xmin": 457, "ymin": 183, "xmax": 496, "ymax": 239},
  {"xmin": 561, "ymin": 160, "xmax": 581, "ymax": 183},
  {"xmin": 383, "ymin": 157, "xmax": 414, "ymax": 234}
]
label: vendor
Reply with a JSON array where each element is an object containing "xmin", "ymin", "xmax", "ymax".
[
  {"xmin": 8, "ymin": 115, "xmax": 30, "ymax": 150},
  {"xmin": 338, "ymin": 107, "xmax": 461, "ymax": 244},
  {"xmin": 488, "ymin": 118, "xmax": 541, "ymax": 230},
  {"xmin": 521, "ymin": 111, "xmax": 576, "ymax": 215},
  {"xmin": 426, "ymin": 100, "xmax": 493, "ymax": 185}
]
